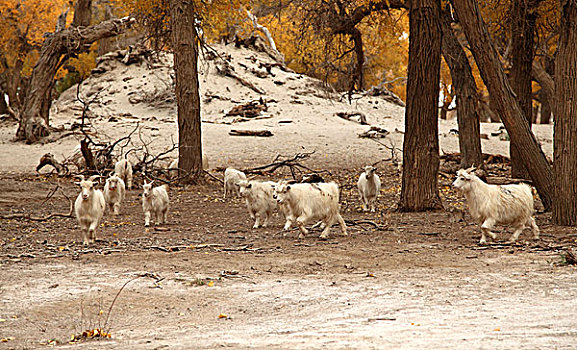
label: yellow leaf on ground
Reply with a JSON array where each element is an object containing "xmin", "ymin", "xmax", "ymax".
[
  {"xmin": 218, "ymin": 313, "xmax": 228, "ymax": 319},
  {"xmin": 208, "ymin": 281, "xmax": 215, "ymax": 287}
]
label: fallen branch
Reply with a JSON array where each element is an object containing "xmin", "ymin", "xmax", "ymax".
[
  {"xmin": 216, "ymin": 60, "xmax": 265, "ymax": 94},
  {"xmin": 336, "ymin": 111, "xmax": 368, "ymax": 125},
  {"xmin": 345, "ymin": 219, "xmax": 388, "ymax": 230},
  {"xmin": 243, "ymin": 151, "xmax": 316, "ymax": 176},
  {"xmin": 36, "ymin": 153, "xmax": 70, "ymax": 176},
  {"xmin": 229, "ymin": 129, "xmax": 273, "ymax": 137},
  {"xmin": 204, "ymin": 170, "xmax": 224, "ymax": 184},
  {"xmin": 0, "ymin": 187, "xmax": 74, "ymax": 221},
  {"xmin": 358, "ymin": 126, "xmax": 390, "ymax": 138}
]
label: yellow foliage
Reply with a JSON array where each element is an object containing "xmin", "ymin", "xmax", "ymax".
[
  {"xmin": 65, "ymin": 45, "xmax": 98, "ymax": 79},
  {"xmin": 0, "ymin": 0, "xmax": 70, "ymax": 76}
]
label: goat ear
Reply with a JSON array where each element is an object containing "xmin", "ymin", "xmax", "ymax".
[
  {"xmin": 76, "ymin": 175, "xmax": 85, "ymax": 181},
  {"xmin": 287, "ymin": 185, "xmax": 291, "ymax": 191},
  {"xmin": 149, "ymin": 180, "xmax": 155, "ymax": 185},
  {"xmin": 143, "ymin": 180, "xmax": 148, "ymax": 185},
  {"xmin": 74, "ymin": 182, "xmax": 81, "ymax": 186}
]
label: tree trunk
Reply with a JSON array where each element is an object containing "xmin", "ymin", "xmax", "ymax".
[
  {"xmin": 6, "ymin": 58, "xmax": 24, "ymax": 111},
  {"xmin": 440, "ymin": 9, "xmax": 483, "ymax": 169},
  {"xmin": 532, "ymin": 59, "xmax": 555, "ymax": 124},
  {"xmin": 0, "ymin": 89, "xmax": 7, "ymax": 115},
  {"xmin": 399, "ymin": 0, "xmax": 443, "ymax": 211},
  {"xmin": 351, "ymin": 27, "xmax": 365, "ymax": 91},
  {"xmin": 553, "ymin": 0, "xmax": 577, "ymax": 225},
  {"xmin": 171, "ymin": 0, "xmax": 202, "ymax": 184},
  {"xmin": 14, "ymin": 15, "xmax": 135, "ymax": 143},
  {"xmin": 451, "ymin": 0, "xmax": 554, "ymax": 211},
  {"xmin": 97, "ymin": 1, "xmax": 115, "ymax": 56},
  {"xmin": 509, "ymin": 0, "xmax": 538, "ymax": 179},
  {"xmin": 73, "ymin": 0, "xmax": 93, "ymax": 27}
]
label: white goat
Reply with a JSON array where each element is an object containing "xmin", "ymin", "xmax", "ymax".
[
  {"xmin": 103, "ymin": 174, "xmax": 126, "ymax": 216},
  {"xmin": 142, "ymin": 180, "xmax": 170, "ymax": 227},
  {"xmin": 452, "ymin": 167, "xmax": 539, "ymax": 244},
  {"xmin": 114, "ymin": 158, "xmax": 133, "ymax": 190},
  {"xmin": 273, "ymin": 180, "xmax": 347, "ymax": 239},
  {"xmin": 74, "ymin": 175, "xmax": 106, "ymax": 245},
  {"xmin": 168, "ymin": 154, "xmax": 209, "ymax": 179},
  {"xmin": 357, "ymin": 165, "xmax": 381, "ymax": 212},
  {"xmin": 279, "ymin": 181, "xmax": 340, "ymax": 231},
  {"xmin": 237, "ymin": 180, "xmax": 277, "ymax": 229},
  {"xmin": 223, "ymin": 168, "xmax": 247, "ymax": 199}
]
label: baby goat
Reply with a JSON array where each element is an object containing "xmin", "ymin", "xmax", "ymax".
[
  {"xmin": 103, "ymin": 174, "xmax": 126, "ymax": 215},
  {"xmin": 142, "ymin": 180, "xmax": 170, "ymax": 227},
  {"xmin": 357, "ymin": 165, "xmax": 381, "ymax": 212},
  {"xmin": 74, "ymin": 175, "xmax": 106, "ymax": 245},
  {"xmin": 452, "ymin": 167, "xmax": 539, "ymax": 244},
  {"xmin": 223, "ymin": 168, "xmax": 247, "ymax": 199}
]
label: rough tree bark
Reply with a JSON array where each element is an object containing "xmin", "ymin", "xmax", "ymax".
[
  {"xmin": 440, "ymin": 9, "xmax": 483, "ymax": 169},
  {"xmin": 399, "ymin": 0, "xmax": 443, "ymax": 211},
  {"xmin": 553, "ymin": 0, "xmax": 577, "ymax": 225},
  {"xmin": 450, "ymin": 0, "xmax": 554, "ymax": 211},
  {"xmin": 14, "ymin": 0, "xmax": 134, "ymax": 144},
  {"xmin": 509, "ymin": 0, "xmax": 539, "ymax": 179},
  {"xmin": 171, "ymin": 0, "xmax": 202, "ymax": 183}
]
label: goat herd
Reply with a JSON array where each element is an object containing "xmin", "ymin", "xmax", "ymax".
[{"xmin": 72, "ymin": 157, "xmax": 541, "ymax": 246}]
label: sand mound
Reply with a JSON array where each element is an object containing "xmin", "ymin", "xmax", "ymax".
[{"xmin": 0, "ymin": 42, "xmax": 553, "ymax": 173}]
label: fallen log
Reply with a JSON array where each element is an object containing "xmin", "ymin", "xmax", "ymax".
[
  {"xmin": 336, "ymin": 111, "xmax": 368, "ymax": 125},
  {"xmin": 358, "ymin": 126, "xmax": 389, "ymax": 138},
  {"xmin": 229, "ymin": 129, "xmax": 273, "ymax": 137},
  {"xmin": 36, "ymin": 153, "xmax": 69, "ymax": 175}
]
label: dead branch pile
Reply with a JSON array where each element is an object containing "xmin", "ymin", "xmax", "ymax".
[
  {"xmin": 336, "ymin": 112, "xmax": 368, "ymax": 125},
  {"xmin": 226, "ymin": 99, "xmax": 267, "ymax": 118},
  {"xmin": 441, "ymin": 152, "xmax": 511, "ymax": 165},
  {"xmin": 243, "ymin": 151, "xmax": 318, "ymax": 178},
  {"xmin": 366, "ymin": 85, "xmax": 406, "ymax": 107},
  {"xmin": 95, "ymin": 45, "xmax": 156, "ymax": 69},
  {"xmin": 358, "ymin": 126, "xmax": 390, "ymax": 138}
]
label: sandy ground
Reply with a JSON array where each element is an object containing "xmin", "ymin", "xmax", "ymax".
[
  {"xmin": 0, "ymin": 44, "xmax": 575, "ymax": 349},
  {"xmin": 0, "ymin": 43, "xmax": 554, "ymax": 173}
]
